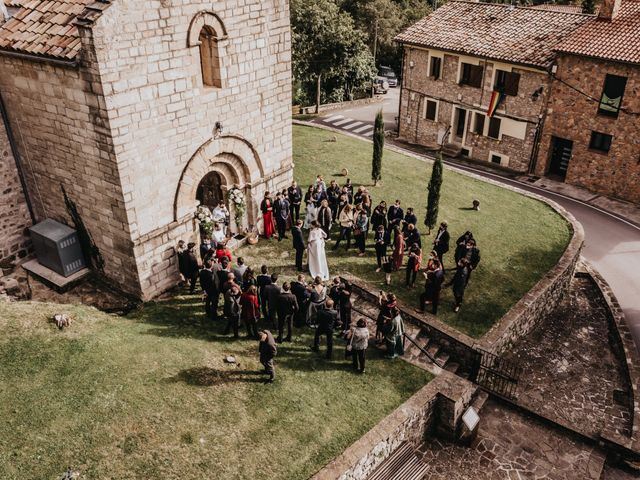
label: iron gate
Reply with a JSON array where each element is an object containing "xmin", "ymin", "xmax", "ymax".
[{"xmin": 470, "ymin": 348, "xmax": 522, "ymax": 400}]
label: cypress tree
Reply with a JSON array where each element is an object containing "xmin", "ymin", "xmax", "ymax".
[
  {"xmin": 371, "ymin": 110, "xmax": 384, "ymax": 186},
  {"xmin": 424, "ymin": 153, "xmax": 444, "ymax": 235}
]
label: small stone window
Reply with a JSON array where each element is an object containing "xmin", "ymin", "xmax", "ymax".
[
  {"xmin": 199, "ymin": 26, "xmax": 222, "ymax": 88},
  {"xmin": 488, "ymin": 117, "xmax": 501, "ymax": 140},
  {"xmin": 460, "ymin": 63, "xmax": 483, "ymax": 88},
  {"xmin": 598, "ymin": 74, "xmax": 627, "ymax": 118},
  {"xmin": 494, "ymin": 70, "xmax": 520, "ymax": 96},
  {"xmin": 589, "ymin": 131, "xmax": 612, "ymax": 153},
  {"xmin": 424, "ymin": 99, "xmax": 438, "ymax": 121},
  {"xmin": 472, "ymin": 112, "xmax": 485, "ymax": 135},
  {"xmin": 429, "ymin": 56, "xmax": 442, "ymax": 80}
]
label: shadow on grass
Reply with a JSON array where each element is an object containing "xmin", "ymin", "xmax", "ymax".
[{"xmin": 169, "ymin": 366, "xmax": 266, "ymax": 386}]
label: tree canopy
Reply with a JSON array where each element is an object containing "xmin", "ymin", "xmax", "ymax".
[{"xmin": 291, "ymin": 0, "xmax": 376, "ymax": 107}]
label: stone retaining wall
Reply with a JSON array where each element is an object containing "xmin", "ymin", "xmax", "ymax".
[
  {"xmin": 583, "ymin": 262, "xmax": 640, "ymax": 453},
  {"xmin": 311, "ymin": 373, "xmax": 476, "ymax": 480}
]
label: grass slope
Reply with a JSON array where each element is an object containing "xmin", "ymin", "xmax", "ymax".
[
  {"xmin": 0, "ymin": 299, "xmax": 431, "ymax": 480},
  {"xmin": 248, "ymin": 125, "xmax": 570, "ymax": 338}
]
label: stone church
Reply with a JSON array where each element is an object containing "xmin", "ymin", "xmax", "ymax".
[{"xmin": 0, "ymin": 0, "xmax": 293, "ymax": 299}]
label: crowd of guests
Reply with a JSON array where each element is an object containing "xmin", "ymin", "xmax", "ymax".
[
  {"xmin": 176, "ymin": 241, "xmax": 407, "ymax": 382},
  {"xmin": 176, "ymin": 174, "xmax": 482, "ymax": 384},
  {"xmin": 257, "ymin": 176, "xmax": 482, "ymax": 315}
]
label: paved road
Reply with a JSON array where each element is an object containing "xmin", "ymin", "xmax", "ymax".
[{"xmin": 311, "ymin": 90, "xmax": 640, "ymax": 354}]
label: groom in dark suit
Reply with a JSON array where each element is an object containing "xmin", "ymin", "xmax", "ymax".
[
  {"xmin": 274, "ymin": 192, "xmax": 290, "ymax": 241},
  {"xmin": 291, "ymin": 220, "xmax": 305, "ymax": 272}
]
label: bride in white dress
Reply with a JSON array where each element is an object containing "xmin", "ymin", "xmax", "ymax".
[{"xmin": 307, "ymin": 221, "xmax": 329, "ymax": 281}]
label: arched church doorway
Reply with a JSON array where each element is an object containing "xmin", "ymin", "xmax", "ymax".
[{"xmin": 196, "ymin": 171, "xmax": 225, "ymax": 211}]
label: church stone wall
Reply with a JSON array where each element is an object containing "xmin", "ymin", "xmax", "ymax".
[
  {"xmin": 0, "ymin": 116, "xmax": 31, "ymax": 264},
  {"xmin": 0, "ymin": 57, "xmax": 140, "ymax": 294},
  {"xmin": 87, "ymin": 0, "xmax": 293, "ymax": 298}
]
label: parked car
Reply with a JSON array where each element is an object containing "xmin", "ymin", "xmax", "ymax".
[
  {"xmin": 378, "ymin": 66, "xmax": 398, "ymax": 87},
  {"xmin": 373, "ymin": 77, "xmax": 389, "ymax": 94}
]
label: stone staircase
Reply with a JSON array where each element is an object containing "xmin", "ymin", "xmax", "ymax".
[
  {"xmin": 441, "ymin": 142, "xmax": 462, "ymax": 158},
  {"xmin": 366, "ymin": 442, "xmax": 430, "ymax": 480},
  {"xmin": 350, "ymin": 290, "xmax": 466, "ymax": 377}
]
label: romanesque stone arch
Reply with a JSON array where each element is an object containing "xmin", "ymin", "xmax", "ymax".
[
  {"xmin": 187, "ymin": 11, "xmax": 228, "ymax": 47},
  {"xmin": 174, "ymin": 135, "xmax": 264, "ymax": 223}
]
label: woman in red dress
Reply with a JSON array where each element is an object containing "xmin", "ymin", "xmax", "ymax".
[
  {"xmin": 391, "ymin": 225, "xmax": 405, "ymax": 272},
  {"xmin": 260, "ymin": 191, "xmax": 275, "ymax": 239}
]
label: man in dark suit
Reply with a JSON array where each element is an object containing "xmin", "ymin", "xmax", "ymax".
[
  {"xmin": 276, "ymin": 282, "xmax": 299, "ymax": 343},
  {"xmin": 256, "ymin": 265, "xmax": 272, "ymax": 320},
  {"xmin": 184, "ymin": 242, "xmax": 200, "ymax": 294},
  {"xmin": 258, "ymin": 330, "xmax": 277, "ymax": 384},
  {"xmin": 263, "ymin": 273, "xmax": 282, "ymax": 328},
  {"xmin": 310, "ymin": 299, "xmax": 339, "ymax": 359},
  {"xmin": 199, "ymin": 258, "xmax": 218, "ymax": 320},
  {"xmin": 317, "ymin": 200, "xmax": 332, "ymax": 238},
  {"xmin": 326, "ymin": 180, "xmax": 341, "ymax": 221},
  {"xmin": 291, "ymin": 274, "xmax": 310, "ymax": 327},
  {"xmin": 433, "ymin": 221, "xmax": 450, "ymax": 266},
  {"xmin": 404, "ymin": 223, "xmax": 422, "ymax": 249},
  {"xmin": 291, "ymin": 220, "xmax": 306, "ymax": 271},
  {"xmin": 273, "ymin": 193, "xmax": 290, "ymax": 241},
  {"xmin": 387, "ymin": 200, "xmax": 404, "ymax": 229},
  {"xmin": 287, "ymin": 180, "xmax": 303, "ymax": 224}
]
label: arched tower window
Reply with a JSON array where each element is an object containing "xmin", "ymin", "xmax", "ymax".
[{"xmin": 199, "ymin": 26, "xmax": 221, "ymax": 88}]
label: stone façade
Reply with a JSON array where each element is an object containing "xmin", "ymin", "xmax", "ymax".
[
  {"xmin": 535, "ymin": 54, "xmax": 640, "ymax": 204},
  {"xmin": 0, "ymin": 0, "xmax": 293, "ymax": 299},
  {"xmin": 0, "ymin": 113, "xmax": 31, "ymax": 265},
  {"xmin": 398, "ymin": 47, "xmax": 550, "ymax": 171}
]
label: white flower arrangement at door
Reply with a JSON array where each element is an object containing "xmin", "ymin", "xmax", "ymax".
[
  {"xmin": 195, "ymin": 205, "xmax": 214, "ymax": 238},
  {"xmin": 227, "ymin": 186, "xmax": 246, "ymax": 232}
]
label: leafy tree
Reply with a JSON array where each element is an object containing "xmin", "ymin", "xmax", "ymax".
[
  {"xmin": 424, "ymin": 153, "xmax": 443, "ymax": 234},
  {"xmin": 582, "ymin": 0, "xmax": 596, "ymax": 14},
  {"xmin": 339, "ymin": 0, "xmax": 430, "ymax": 72},
  {"xmin": 291, "ymin": 0, "xmax": 375, "ymax": 111},
  {"xmin": 372, "ymin": 110, "xmax": 384, "ymax": 185}
]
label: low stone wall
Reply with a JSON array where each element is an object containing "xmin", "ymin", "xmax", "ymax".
[
  {"xmin": 311, "ymin": 373, "xmax": 476, "ymax": 480},
  {"xmin": 294, "ymin": 96, "xmax": 384, "ymax": 116},
  {"xmin": 583, "ymin": 262, "xmax": 640, "ymax": 454},
  {"xmin": 479, "ymin": 208, "xmax": 584, "ymax": 355}
]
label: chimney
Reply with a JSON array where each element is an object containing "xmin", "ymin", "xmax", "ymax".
[
  {"xmin": 599, "ymin": 0, "xmax": 622, "ymax": 20},
  {"xmin": 0, "ymin": 0, "xmax": 9, "ymax": 22}
]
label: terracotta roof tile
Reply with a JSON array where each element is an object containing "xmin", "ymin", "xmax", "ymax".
[
  {"xmin": 394, "ymin": 1, "xmax": 592, "ymax": 69},
  {"xmin": 555, "ymin": 0, "xmax": 640, "ymax": 64},
  {"xmin": 0, "ymin": 0, "xmax": 112, "ymax": 62}
]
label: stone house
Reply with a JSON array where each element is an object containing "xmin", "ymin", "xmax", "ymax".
[
  {"xmin": 535, "ymin": 0, "xmax": 640, "ymax": 204},
  {"xmin": 394, "ymin": 2, "xmax": 591, "ymax": 171},
  {"xmin": 0, "ymin": 0, "xmax": 293, "ymax": 299}
]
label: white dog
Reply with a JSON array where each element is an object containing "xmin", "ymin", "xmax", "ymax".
[{"xmin": 51, "ymin": 314, "xmax": 72, "ymax": 330}]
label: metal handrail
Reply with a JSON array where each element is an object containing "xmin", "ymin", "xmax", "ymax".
[{"xmin": 403, "ymin": 332, "xmax": 446, "ymax": 368}]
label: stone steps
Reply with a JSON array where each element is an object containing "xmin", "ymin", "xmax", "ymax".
[{"xmin": 366, "ymin": 441, "xmax": 430, "ymax": 480}]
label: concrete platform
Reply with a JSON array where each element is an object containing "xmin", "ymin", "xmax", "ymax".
[{"xmin": 22, "ymin": 259, "xmax": 90, "ymax": 292}]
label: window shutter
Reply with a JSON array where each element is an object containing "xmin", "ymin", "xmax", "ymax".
[
  {"xmin": 504, "ymin": 72, "xmax": 520, "ymax": 96},
  {"xmin": 470, "ymin": 65, "xmax": 483, "ymax": 88},
  {"xmin": 488, "ymin": 117, "xmax": 501, "ymax": 139}
]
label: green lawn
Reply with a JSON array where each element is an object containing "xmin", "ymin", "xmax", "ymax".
[
  {"xmin": 0, "ymin": 299, "xmax": 431, "ymax": 480},
  {"xmin": 244, "ymin": 125, "xmax": 570, "ymax": 338}
]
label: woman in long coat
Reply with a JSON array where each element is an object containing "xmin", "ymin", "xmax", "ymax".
[
  {"xmin": 260, "ymin": 191, "xmax": 275, "ymax": 239},
  {"xmin": 391, "ymin": 226, "xmax": 405, "ymax": 272}
]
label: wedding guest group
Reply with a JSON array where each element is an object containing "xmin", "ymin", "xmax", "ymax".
[{"xmin": 175, "ymin": 173, "xmax": 483, "ymax": 384}]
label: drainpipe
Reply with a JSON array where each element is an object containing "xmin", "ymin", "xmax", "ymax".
[
  {"xmin": 0, "ymin": 92, "xmax": 36, "ymax": 222},
  {"xmin": 396, "ymin": 47, "xmax": 406, "ymax": 135}
]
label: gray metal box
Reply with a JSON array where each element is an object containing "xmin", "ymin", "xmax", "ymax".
[{"xmin": 29, "ymin": 219, "xmax": 86, "ymax": 277}]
